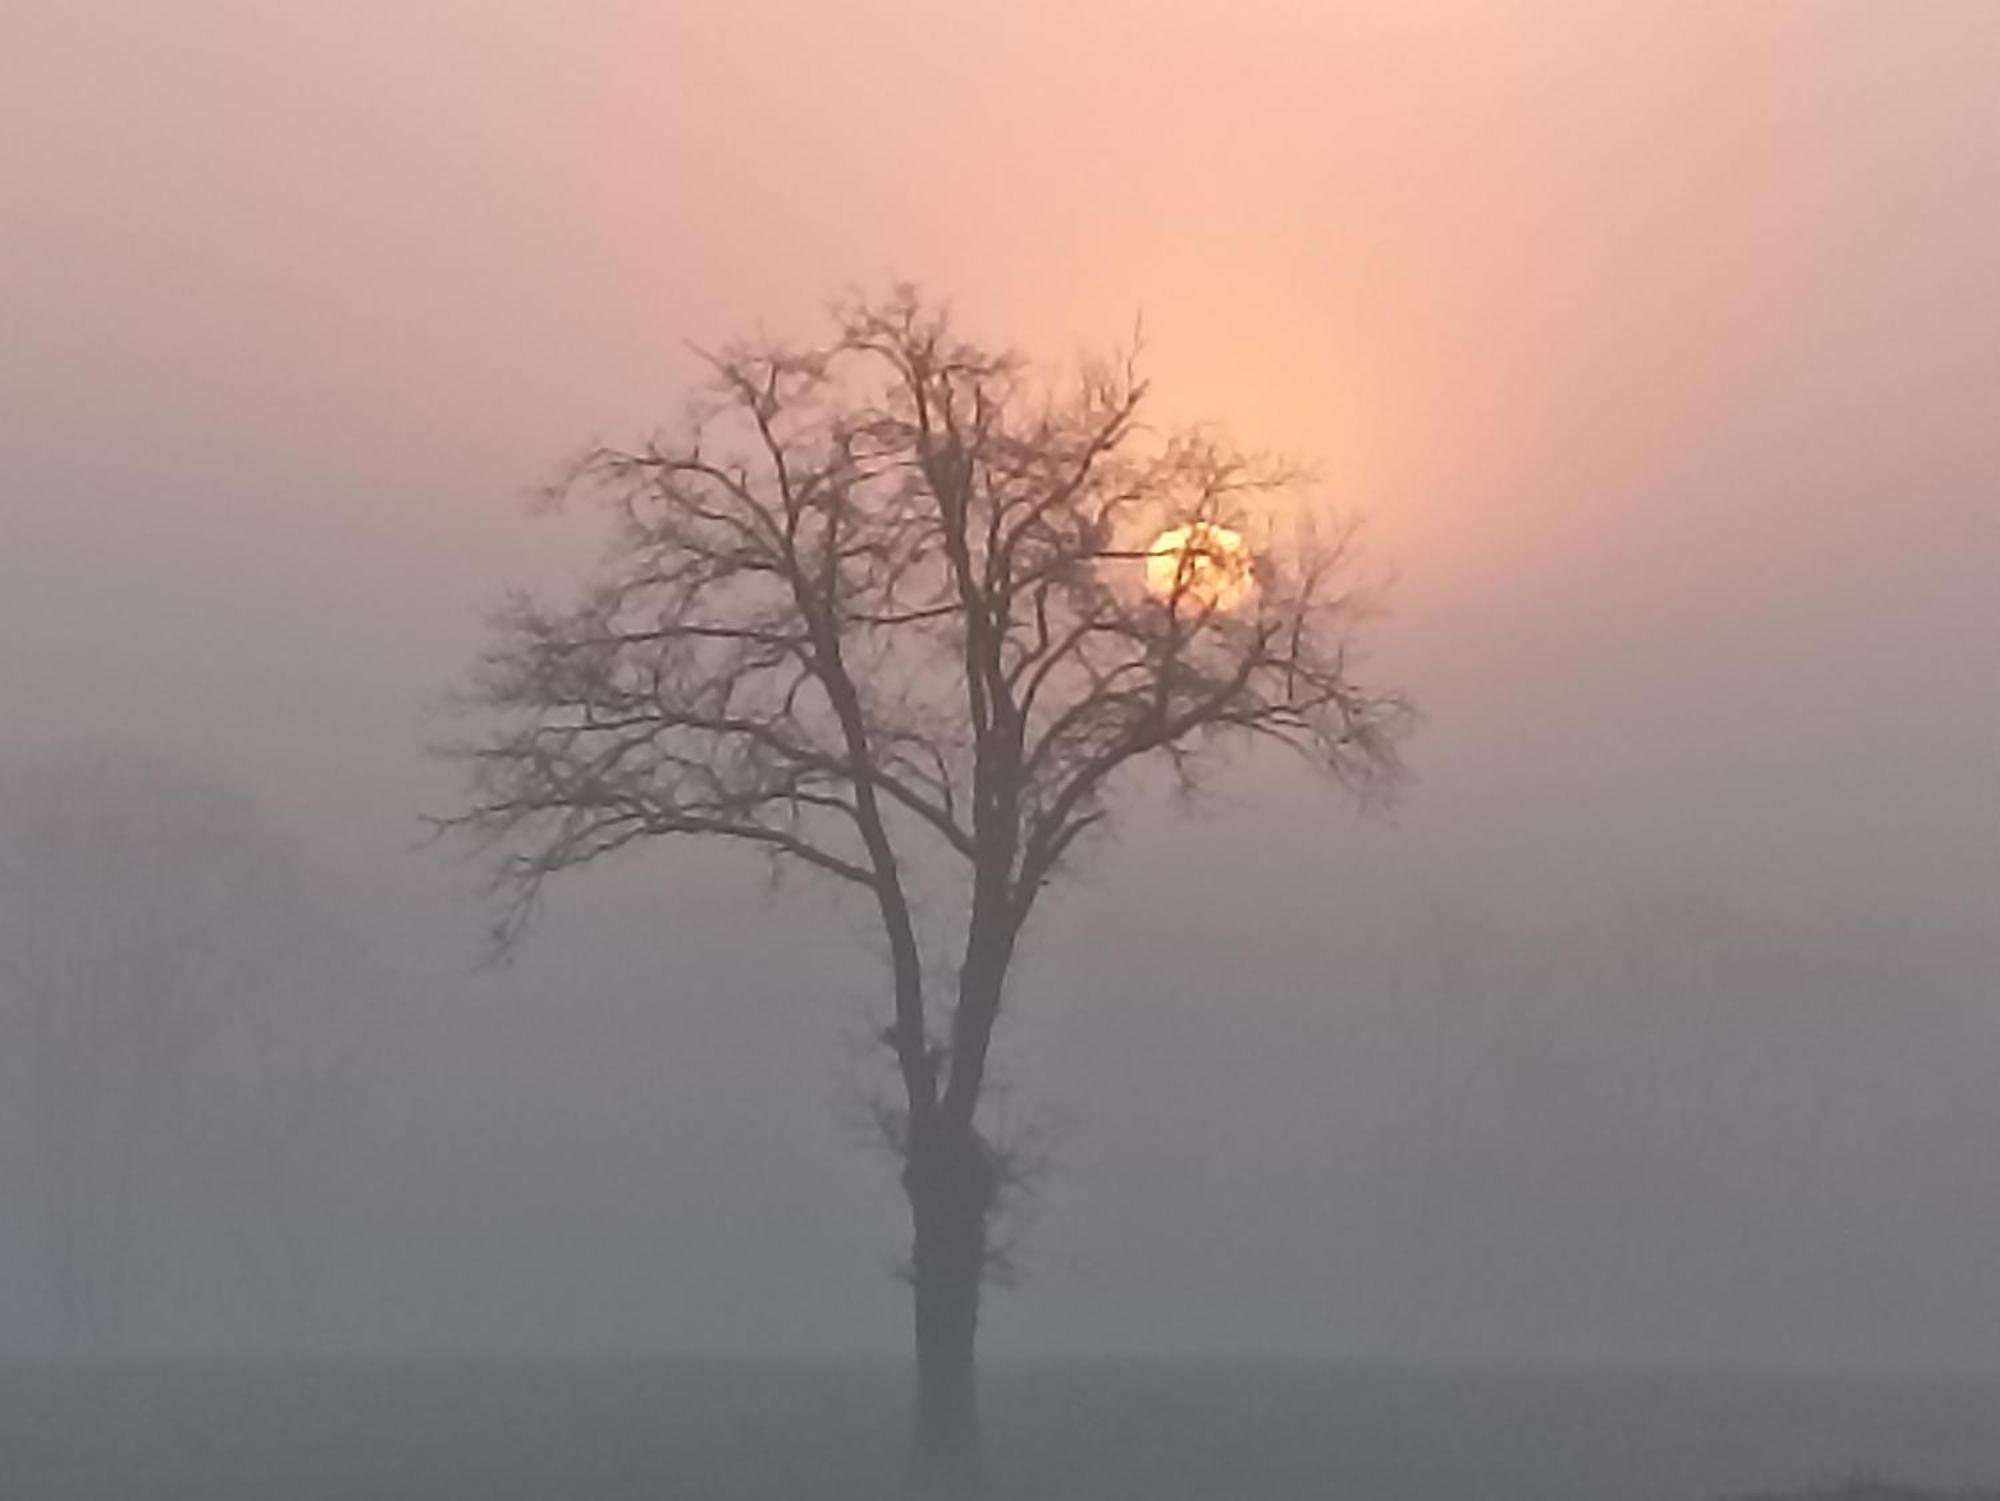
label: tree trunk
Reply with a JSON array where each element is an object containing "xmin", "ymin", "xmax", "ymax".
[{"xmin": 905, "ymin": 1119, "xmax": 992, "ymax": 1494}]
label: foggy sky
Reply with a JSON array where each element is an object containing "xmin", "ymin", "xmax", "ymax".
[{"xmin": 1, "ymin": 2, "xmax": 1996, "ymax": 1369}]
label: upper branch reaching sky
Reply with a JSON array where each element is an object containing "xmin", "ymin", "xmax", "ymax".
[{"xmin": 440, "ymin": 286, "xmax": 1411, "ymax": 1001}]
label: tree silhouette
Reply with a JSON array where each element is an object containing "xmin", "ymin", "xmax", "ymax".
[
  {"xmin": 439, "ymin": 287, "xmax": 1410, "ymax": 1491},
  {"xmin": 0, "ymin": 744, "xmax": 356, "ymax": 1346}
]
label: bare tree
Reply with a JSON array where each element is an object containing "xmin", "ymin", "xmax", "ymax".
[
  {"xmin": 172, "ymin": 852, "xmax": 366, "ymax": 1341},
  {"xmin": 439, "ymin": 287, "xmax": 1410, "ymax": 1491},
  {"xmin": 0, "ymin": 744, "xmax": 356, "ymax": 1347}
]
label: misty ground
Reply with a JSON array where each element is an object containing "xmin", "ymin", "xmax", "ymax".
[{"xmin": 4, "ymin": 1356, "xmax": 1998, "ymax": 1501}]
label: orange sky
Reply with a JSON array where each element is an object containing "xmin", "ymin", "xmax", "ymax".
[
  {"xmin": 9, "ymin": 0, "xmax": 1990, "ymax": 891},
  {"xmin": 8, "ymin": 2, "xmax": 1993, "ymax": 637}
]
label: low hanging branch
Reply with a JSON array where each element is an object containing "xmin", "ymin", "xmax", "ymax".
[{"xmin": 436, "ymin": 285, "xmax": 1411, "ymax": 1490}]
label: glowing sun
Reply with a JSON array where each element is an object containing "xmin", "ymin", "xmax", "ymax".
[{"xmin": 1145, "ymin": 522, "xmax": 1256, "ymax": 611}]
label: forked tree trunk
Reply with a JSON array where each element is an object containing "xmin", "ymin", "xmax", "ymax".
[{"xmin": 904, "ymin": 1117, "xmax": 992, "ymax": 1494}]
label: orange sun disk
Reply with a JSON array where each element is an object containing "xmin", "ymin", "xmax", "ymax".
[{"xmin": 1144, "ymin": 523, "xmax": 1256, "ymax": 611}]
